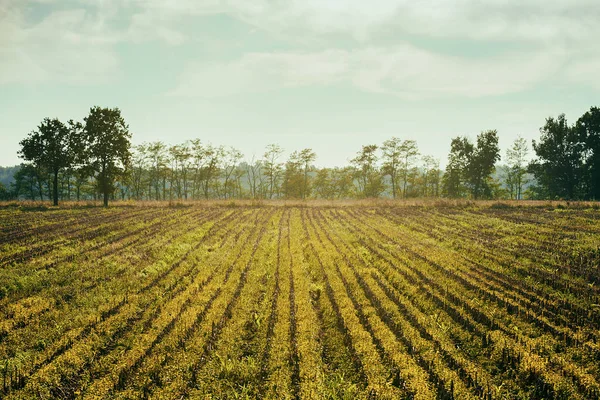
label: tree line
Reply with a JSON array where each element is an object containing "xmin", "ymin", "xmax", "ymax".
[{"xmin": 3, "ymin": 105, "xmax": 599, "ymax": 205}]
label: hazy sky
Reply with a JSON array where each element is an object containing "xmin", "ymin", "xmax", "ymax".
[{"xmin": 1, "ymin": 0, "xmax": 599, "ymax": 167}]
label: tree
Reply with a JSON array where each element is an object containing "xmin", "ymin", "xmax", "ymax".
[
  {"xmin": 466, "ymin": 130, "xmax": 500, "ymax": 199},
  {"xmin": 576, "ymin": 107, "xmax": 600, "ymax": 200},
  {"xmin": 283, "ymin": 151, "xmax": 303, "ymax": 199},
  {"xmin": 200, "ymin": 145, "xmax": 222, "ymax": 199},
  {"xmin": 168, "ymin": 142, "xmax": 193, "ymax": 200},
  {"xmin": 442, "ymin": 132, "xmax": 500, "ymax": 199},
  {"xmin": 442, "ymin": 137, "xmax": 473, "ymax": 198},
  {"xmin": 82, "ymin": 106, "xmax": 132, "ymax": 206},
  {"xmin": 313, "ymin": 168, "xmax": 333, "ymax": 199},
  {"xmin": 245, "ymin": 157, "xmax": 264, "ymax": 199},
  {"xmin": 147, "ymin": 141, "xmax": 168, "ymax": 200},
  {"xmin": 130, "ymin": 144, "xmax": 149, "ymax": 200},
  {"xmin": 263, "ymin": 144, "xmax": 284, "ymax": 199},
  {"xmin": 221, "ymin": 147, "xmax": 243, "ymax": 199},
  {"xmin": 18, "ymin": 118, "xmax": 74, "ymax": 206},
  {"xmin": 505, "ymin": 136, "xmax": 529, "ymax": 200},
  {"xmin": 530, "ymin": 114, "xmax": 584, "ymax": 200},
  {"xmin": 381, "ymin": 137, "xmax": 402, "ymax": 198},
  {"xmin": 399, "ymin": 140, "xmax": 420, "ymax": 198},
  {"xmin": 283, "ymin": 149, "xmax": 316, "ymax": 199},
  {"xmin": 298, "ymin": 148, "xmax": 316, "ymax": 200},
  {"xmin": 0, "ymin": 182, "xmax": 11, "ymax": 200},
  {"xmin": 332, "ymin": 167, "xmax": 355, "ymax": 199},
  {"xmin": 351, "ymin": 145, "xmax": 384, "ymax": 198},
  {"xmin": 13, "ymin": 164, "xmax": 43, "ymax": 200},
  {"xmin": 422, "ymin": 156, "xmax": 441, "ymax": 197}
]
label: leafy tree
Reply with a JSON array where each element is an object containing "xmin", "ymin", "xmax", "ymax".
[
  {"xmin": 576, "ymin": 106, "xmax": 600, "ymax": 200},
  {"xmin": 263, "ymin": 144, "xmax": 284, "ymax": 199},
  {"xmin": 442, "ymin": 137, "xmax": 473, "ymax": 198},
  {"xmin": 18, "ymin": 118, "xmax": 74, "ymax": 205},
  {"xmin": 466, "ymin": 130, "xmax": 500, "ymax": 199},
  {"xmin": 442, "ymin": 131, "xmax": 500, "ymax": 199},
  {"xmin": 381, "ymin": 138, "xmax": 420, "ymax": 199},
  {"xmin": 245, "ymin": 157, "xmax": 264, "ymax": 200},
  {"xmin": 13, "ymin": 164, "xmax": 43, "ymax": 200},
  {"xmin": 351, "ymin": 145, "xmax": 384, "ymax": 198},
  {"xmin": 221, "ymin": 147, "xmax": 243, "ymax": 199},
  {"xmin": 82, "ymin": 106, "xmax": 132, "ymax": 206},
  {"xmin": 399, "ymin": 140, "xmax": 420, "ymax": 198},
  {"xmin": 130, "ymin": 143, "xmax": 149, "ymax": 200},
  {"xmin": 381, "ymin": 137, "xmax": 402, "ymax": 199},
  {"xmin": 331, "ymin": 167, "xmax": 355, "ymax": 199},
  {"xmin": 147, "ymin": 141, "xmax": 168, "ymax": 200},
  {"xmin": 530, "ymin": 114, "xmax": 584, "ymax": 200},
  {"xmin": 0, "ymin": 182, "xmax": 11, "ymax": 200},
  {"xmin": 313, "ymin": 168, "xmax": 333, "ymax": 199},
  {"xmin": 505, "ymin": 136, "xmax": 529, "ymax": 199},
  {"xmin": 283, "ymin": 149, "xmax": 317, "ymax": 199},
  {"xmin": 200, "ymin": 145, "xmax": 222, "ymax": 199},
  {"xmin": 283, "ymin": 152, "xmax": 303, "ymax": 199},
  {"xmin": 298, "ymin": 148, "xmax": 316, "ymax": 199},
  {"xmin": 422, "ymin": 156, "xmax": 441, "ymax": 197}
]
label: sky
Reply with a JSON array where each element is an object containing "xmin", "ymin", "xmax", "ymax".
[{"xmin": 1, "ymin": 0, "xmax": 599, "ymax": 168}]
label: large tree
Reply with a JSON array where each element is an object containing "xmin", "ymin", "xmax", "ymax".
[
  {"xmin": 298, "ymin": 148, "xmax": 316, "ymax": 200},
  {"xmin": 263, "ymin": 144, "xmax": 284, "ymax": 199},
  {"xmin": 422, "ymin": 155, "xmax": 441, "ymax": 197},
  {"xmin": 381, "ymin": 137, "xmax": 403, "ymax": 198},
  {"xmin": 83, "ymin": 106, "xmax": 132, "ymax": 206},
  {"xmin": 466, "ymin": 130, "xmax": 500, "ymax": 199},
  {"xmin": 18, "ymin": 118, "xmax": 74, "ymax": 206},
  {"xmin": 220, "ymin": 146, "xmax": 243, "ymax": 199},
  {"xmin": 442, "ymin": 131, "xmax": 500, "ymax": 199},
  {"xmin": 576, "ymin": 107, "xmax": 600, "ymax": 200},
  {"xmin": 442, "ymin": 137, "xmax": 473, "ymax": 198},
  {"xmin": 381, "ymin": 138, "xmax": 420, "ymax": 199},
  {"xmin": 283, "ymin": 151, "xmax": 303, "ymax": 199},
  {"xmin": 530, "ymin": 114, "xmax": 584, "ymax": 200},
  {"xmin": 351, "ymin": 144, "xmax": 384, "ymax": 198}
]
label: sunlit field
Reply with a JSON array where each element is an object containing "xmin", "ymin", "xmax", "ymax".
[{"xmin": 1, "ymin": 202, "xmax": 599, "ymax": 399}]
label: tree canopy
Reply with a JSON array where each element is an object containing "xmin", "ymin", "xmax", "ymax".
[
  {"xmin": 11, "ymin": 104, "xmax": 600, "ymax": 203},
  {"xmin": 83, "ymin": 106, "xmax": 132, "ymax": 206}
]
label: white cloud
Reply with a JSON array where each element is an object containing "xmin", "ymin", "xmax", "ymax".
[
  {"xmin": 169, "ymin": 45, "xmax": 567, "ymax": 99},
  {"xmin": 0, "ymin": 5, "xmax": 120, "ymax": 85},
  {"xmin": 169, "ymin": 50, "xmax": 350, "ymax": 97},
  {"xmin": 1, "ymin": 0, "xmax": 598, "ymax": 94},
  {"xmin": 118, "ymin": 0, "xmax": 600, "ymax": 44}
]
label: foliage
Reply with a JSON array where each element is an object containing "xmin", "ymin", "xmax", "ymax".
[
  {"xmin": 443, "ymin": 131, "xmax": 500, "ymax": 199},
  {"xmin": 10, "ymin": 103, "xmax": 600, "ymax": 202},
  {"xmin": 529, "ymin": 114, "xmax": 584, "ymax": 200},
  {"xmin": 18, "ymin": 118, "xmax": 74, "ymax": 205},
  {"xmin": 82, "ymin": 106, "xmax": 132, "ymax": 206}
]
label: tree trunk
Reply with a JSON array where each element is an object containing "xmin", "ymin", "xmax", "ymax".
[
  {"xmin": 103, "ymin": 190, "xmax": 109, "ymax": 207},
  {"xmin": 53, "ymin": 170, "xmax": 59, "ymax": 206}
]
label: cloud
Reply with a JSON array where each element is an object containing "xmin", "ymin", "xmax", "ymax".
[
  {"xmin": 127, "ymin": 10, "xmax": 187, "ymax": 45},
  {"xmin": 169, "ymin": 45, "xmax": 566, "ymax": 99},
  {"xmin": 1, "ymin": 0, "xmax": 598, "ymax": 94},
  {"xmin": 117, "ymin": 0, "xmax": 600, "ymax": 44},
  {"xmin": 0, "ymin": 4, "xmax": 120, "ymax": 85}
]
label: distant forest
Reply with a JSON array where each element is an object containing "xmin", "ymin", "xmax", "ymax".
[{"xmin": 1, "ymin": 106, "xmax": 599, "ymax": 205}]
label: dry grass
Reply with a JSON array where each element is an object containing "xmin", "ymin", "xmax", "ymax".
[{"xmin": 1, "ymin": 198, "xmax": 599, "ymax": 210}]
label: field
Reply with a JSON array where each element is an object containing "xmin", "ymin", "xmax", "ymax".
[{"xmin": 0, "ymin": 202, "xmax": 599, "ymax": 399}]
